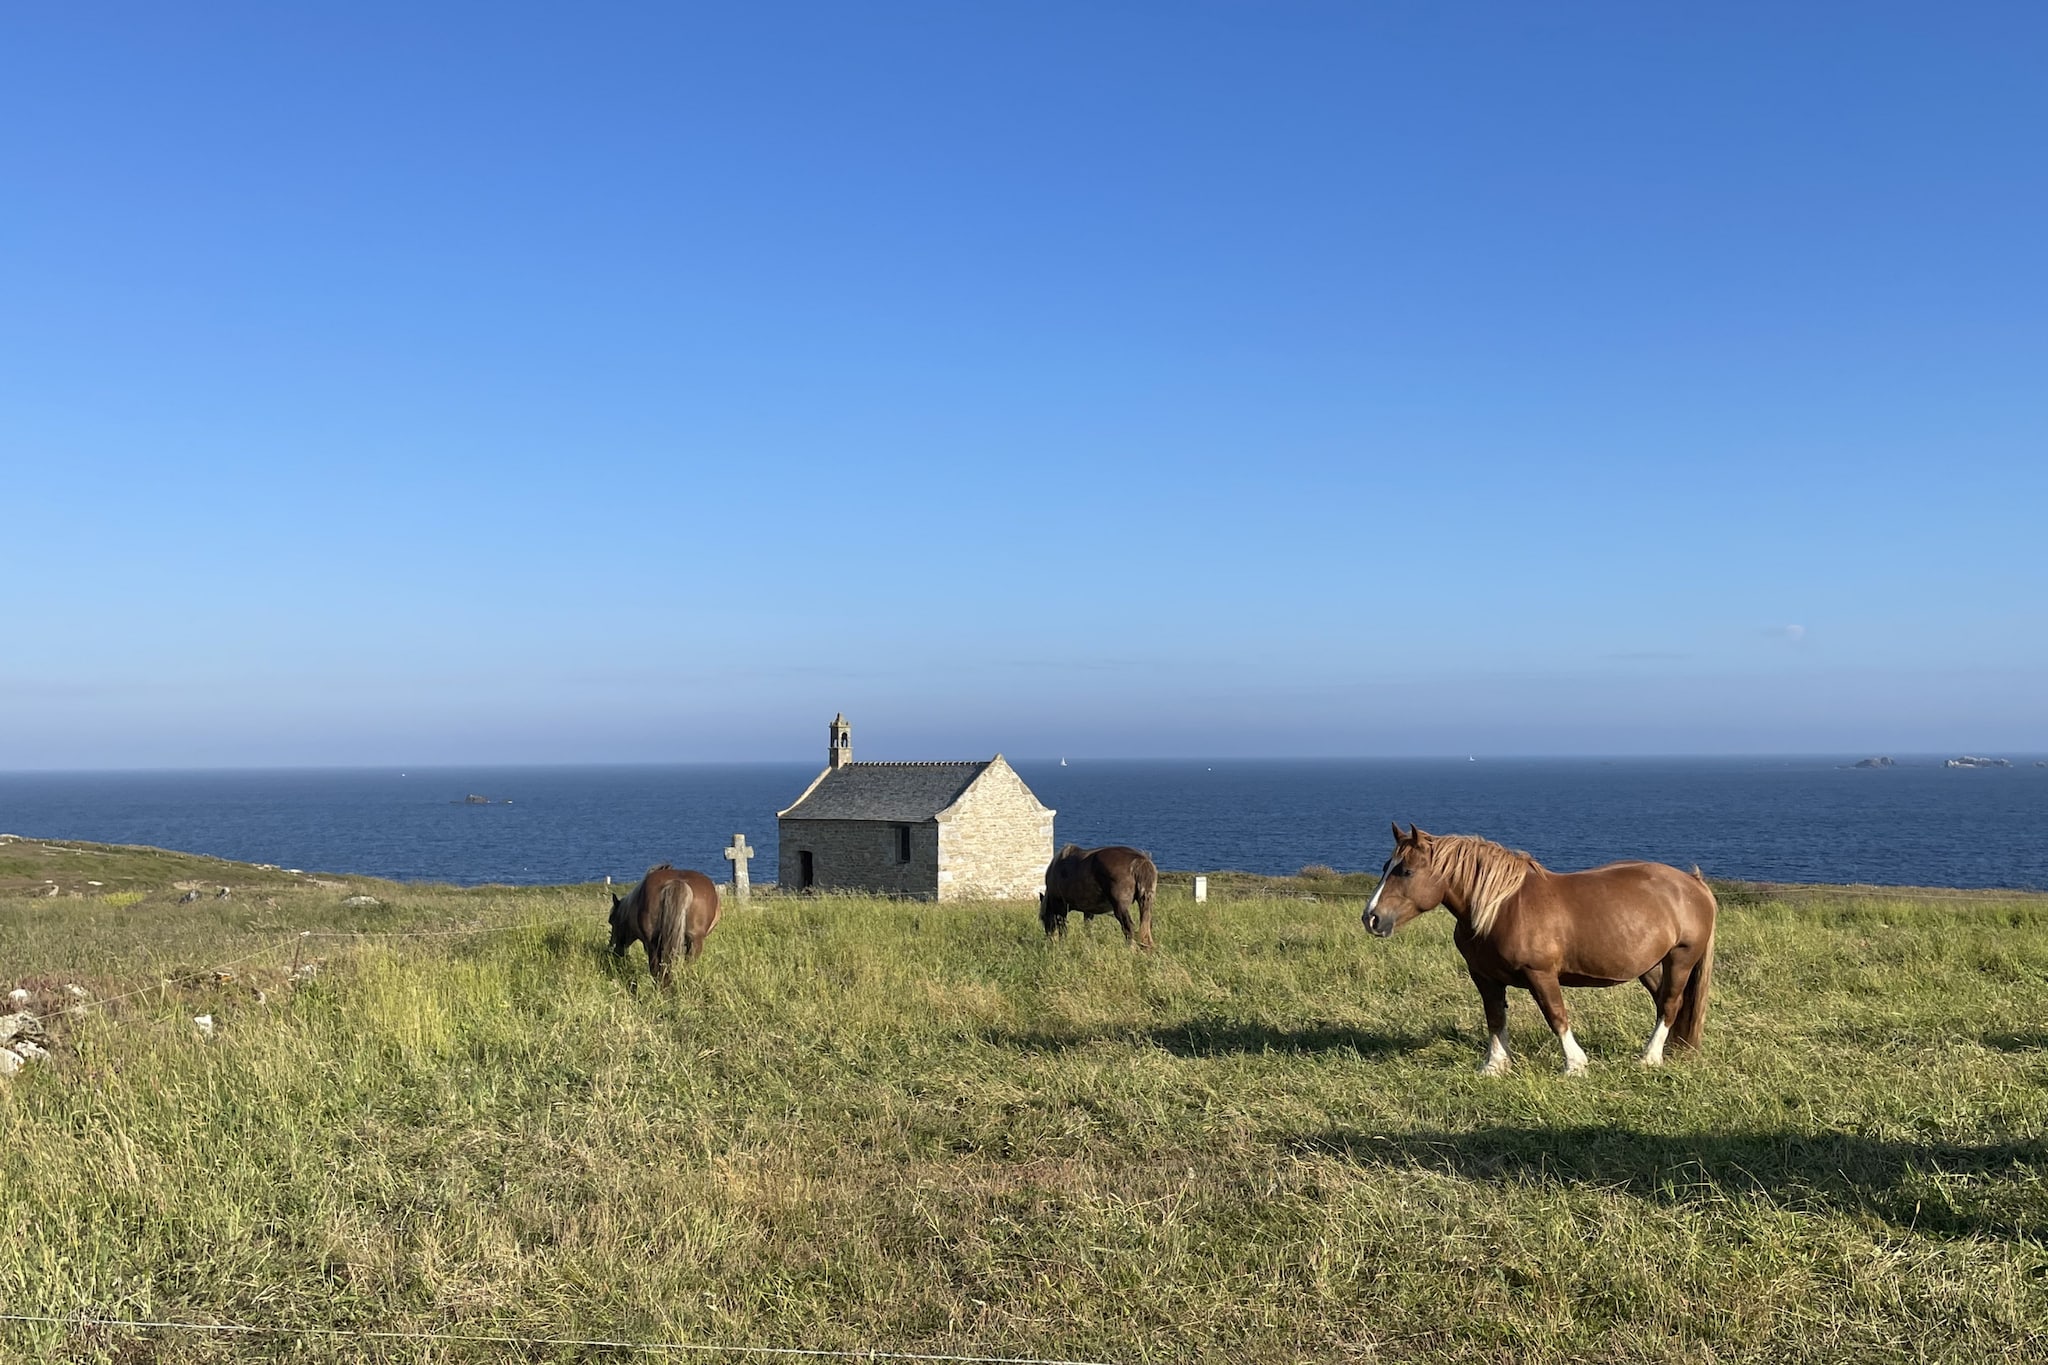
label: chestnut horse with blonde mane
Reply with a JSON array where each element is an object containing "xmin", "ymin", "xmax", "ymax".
[
  {"xmin": 609, "ymin": 863, "xmax": 721, "ymax": 984},
  {"xmin": 1363, "ymin": 825, "xmax": 1716, "ymax": 1074}
]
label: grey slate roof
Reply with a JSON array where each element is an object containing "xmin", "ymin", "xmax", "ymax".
[{"xmin": 779, "ymin": 761, "xmax": 990, "ymax": 822}]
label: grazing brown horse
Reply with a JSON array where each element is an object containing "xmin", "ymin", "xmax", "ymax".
[
  {"xmin": 1041, "ymin": 844, "xmax": 1158, "ymax": 949},
  {"xmin": 609, "ymin": 864, "xmax": 721, "ymax": 984},
  {"xmin": 1363, "ymin": 824, "xmax": 1716, "ymax": 1074}
]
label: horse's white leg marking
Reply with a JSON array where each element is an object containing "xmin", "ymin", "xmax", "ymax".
[
  {"xmin": 1639, "ymin": 1019, "xmax": 1670, "ymax": 1067},
  {"xmin": 1478, "ymin": 1031, "xmax": 1511, "ymax": 1076},
  {"xmin": 1558, "ymin": 1029, "xmax": 1588, "ymax": 1075}
]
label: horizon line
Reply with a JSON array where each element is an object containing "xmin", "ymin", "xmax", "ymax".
[{"xmin": 5, "ymin": 750, "xmax": 2046, "ymax": 776}]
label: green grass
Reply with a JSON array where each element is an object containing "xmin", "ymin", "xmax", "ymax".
[{"xmin": 3, "ymin": 840, "xmax": 2046, "ymax": 1363}]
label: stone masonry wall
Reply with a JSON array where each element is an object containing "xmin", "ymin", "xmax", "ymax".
[
  {"xmin": 934, "ymin": 758, "xmax": 1055, "ymax": 902},
  {"xmin": 777, "ymin": 818, "xmax": 940, "ymax": 898}
]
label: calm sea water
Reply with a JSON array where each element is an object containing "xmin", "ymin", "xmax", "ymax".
[{"xmin": 1, "ymin": 757, "xmax": 2044, "ymax": 890}]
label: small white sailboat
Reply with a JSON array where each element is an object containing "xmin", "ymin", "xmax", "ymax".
[{"xmin": 1059, "ymin": 757, "xmax": 1068, "ymax": 766}]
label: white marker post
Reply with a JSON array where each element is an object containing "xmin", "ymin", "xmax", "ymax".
[{"xmin": 1193, "ymin": 876, "xmax": 1208, "ymax": 904}]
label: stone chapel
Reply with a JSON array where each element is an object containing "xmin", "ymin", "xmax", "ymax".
[{"xmin": 775, "ymin": 714, "xmax": 1054, "ymax": 901}]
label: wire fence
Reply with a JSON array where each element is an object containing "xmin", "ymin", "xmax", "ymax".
[
  {"xmin": 0, "ymin": 1312, "xmax": 1117, "ymax": 1365},
  {"xmin": 15, "ymin": 875, "xmax": 2041, "ymax": 1028},
  {"xmin": 1706, "ymin": 881, "xmax": 2048, "ymax": 904},
  {"xmin": 1198, "ymin": 880, "xmax": 2047, "ymax": 908},
  {"xmin": 298, "ymin": 915, "xmax": 589, "ymax": 940},
  {"xmin": 17, "ymin": 914, "xmax": 590, "ymax": 1028},
  {"xmin": 20, "ymin": 935, "xmax": 299, "ymax": 1026}
]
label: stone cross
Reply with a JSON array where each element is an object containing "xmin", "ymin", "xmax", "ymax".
[{"xmin": 723, "ymin": 834, "xmax": 756, "ymax": 901}]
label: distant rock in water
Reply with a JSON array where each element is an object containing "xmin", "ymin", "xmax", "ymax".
[
  {"xmin": 463, "ymin": 794, "xmax": 492, "ymax": 805},
  {"xmin": 1944, "ymin": 755, "xmax": 2012, "ymax": 769},
  {"xmin": 1851, "ymin": 756, "xmax": 1894, "ymax": 768}
]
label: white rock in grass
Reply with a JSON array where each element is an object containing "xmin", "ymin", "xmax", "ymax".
[
  {"xmin": 343, "ymin": 895, "xmax": 381, "ymax": 907},
  {"xmin": 192, "ymin": 1014, "xmax": 215, "ymax": 1039},
  {"xmin": 9, "ymin": 1039, "xmax": 47, "ymax": 1063},
  {"xmin": 6, "ymin": 989, "xmax": 27, "ymax": 1008},
  {"xmin": 63, "ymin": 984, "xmax": 88, "ymax": 999},
  {"xmin": 0, "ymin": 1013, "xmax": 43, "ymax": 1045},
  {"xmin": 0, "ymin": 1049, "xmax": 22, "ymax": 1076}
]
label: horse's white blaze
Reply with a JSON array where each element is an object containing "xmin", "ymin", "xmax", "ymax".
[
  {"xmin": 1366, "ymin": 876, "xmax": 1386, "ymax": 915},
  {"xmin": 1560, "ymin": 1029, "xmax": 1588, "ymax": 1074},
  {"xmin": 1640, "ymin": 1019, "xmax": 1670, "ymax": 1066}
]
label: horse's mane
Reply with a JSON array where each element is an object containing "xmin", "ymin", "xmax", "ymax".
[{"xmin": 1426, "ymin": 835, "xmax": 1544, "ymax": 936}]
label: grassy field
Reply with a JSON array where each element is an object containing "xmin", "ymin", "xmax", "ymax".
[{"xmin": 3, "ymin": 837, "xmax": 2046, "ymax": 1363}]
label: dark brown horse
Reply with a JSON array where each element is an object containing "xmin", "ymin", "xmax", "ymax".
[
  {"xmin": 609, "ymin": 864, "xmax": 721, "ymax": 984},
  {"xmin": 1041, "ymin": 844, "xmax": 1158, "ymax": 949},
  {"xmin": 1363, "ymin": 824, "xmax": 1716, "ymax": 1074}
]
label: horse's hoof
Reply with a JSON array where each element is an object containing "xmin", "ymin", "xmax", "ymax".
[
  {"xmin": 1561, "ymin": 1060, "xmax": 1589, "ymax": 1076},
  {"xmin": 1477, "ymin": 1059, "xmax": 1511, "ymax": 1077},
  {"xmin": 1637, "ymin": 1052, "xmax": 1666, "ymax": 1067}
]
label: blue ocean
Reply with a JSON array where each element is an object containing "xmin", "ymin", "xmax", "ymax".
[{"xmin": 1, "ymin": 757, "xmax": 2044, "ymax": 890}]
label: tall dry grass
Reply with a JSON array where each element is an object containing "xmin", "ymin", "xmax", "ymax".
[{"xmin": 2, "ymin": 850, "xmax": 2046, "ymax": 1362}]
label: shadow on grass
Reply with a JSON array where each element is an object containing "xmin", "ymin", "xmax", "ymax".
[
  {"xmin": 525, "ymin": 922, "xmax": 654, "ymax": 990},
  {"xmin": 1984, "ymin": 1032, "xmax": 2048, "ymax": 1053},
  {"xmin": 987, "ymin": 1016, "xmax": 1465, "ymax": 1060},
  {"xmin": 1299, "ymin": 1125, "xmax": 2048, "ymax": 1240}
]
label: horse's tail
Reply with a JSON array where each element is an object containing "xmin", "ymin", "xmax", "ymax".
[
  {"xmin": 1673, "ymin": 872, "xmax": 1716, "ymax": 1050},
  {"xmin": 651, "ymin": 877, "xmax": 690, "ymax": 983}
]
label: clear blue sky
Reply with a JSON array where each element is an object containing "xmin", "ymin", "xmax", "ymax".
[{"xmin": 4, "ymin": 4, "xmax": 2043, "ymax": 767}]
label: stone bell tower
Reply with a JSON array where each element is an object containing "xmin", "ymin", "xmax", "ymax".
[{"xmin": 828, "ymin": 712, "xmax": 852, "ymax": 770}]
